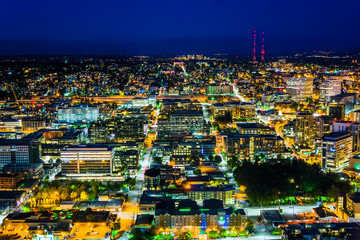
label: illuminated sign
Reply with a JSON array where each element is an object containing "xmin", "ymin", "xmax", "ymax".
[{"xmin": 36, "ymin": 235, "xmax": 54, "ymax": 240}]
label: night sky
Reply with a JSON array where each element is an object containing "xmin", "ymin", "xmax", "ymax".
[{"xmin": 1, "ymin": 0, "xmax": 360, "ymax": 55}]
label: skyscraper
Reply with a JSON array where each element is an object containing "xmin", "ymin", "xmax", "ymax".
[{"xmin": 295, "ymin": 112, "xmax": 315, "ymax": 149}]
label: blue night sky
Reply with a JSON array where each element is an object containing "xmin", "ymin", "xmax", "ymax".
[{"xmin": 1, "ymin": 0, "xmax": 360, "ymax": 55}]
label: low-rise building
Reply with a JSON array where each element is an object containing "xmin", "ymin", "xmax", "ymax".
[
  {"xmin": 0, "ymin": 173, "xmax": 22, "ymax": 190},
  {"xmin": 187, "ymin": 184, "xmax": 235, "ymax": 207}
]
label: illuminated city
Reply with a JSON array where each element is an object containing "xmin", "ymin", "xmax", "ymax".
[{"xmin": 1, "ymin": 1, "xmax": 360, "ymax": 240}]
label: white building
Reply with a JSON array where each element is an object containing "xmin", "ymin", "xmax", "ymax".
[
  {"xmin": 322, "ymin": 132, "xmax": 353, "ymax": 172},
  {"xmin": 131, "ymin": 97, "xmax": 156, "ymax": 107},
  {"xmin": 61, "ymin": 144, "xmax": 114, "ymax": 177},
  {"xmin": 319, "ymin": 79, "xmax": 342, "ymax": 103},
  {"xmin": 58, "ymin": 105, "xmax": 99, "ymax": 123}
]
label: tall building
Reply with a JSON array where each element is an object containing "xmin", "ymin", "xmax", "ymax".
[
  {"xmin": 332, "ymin": 121, "xmax": 360, "ymax": 153},
  {"xmin": 58, "ymin": 105, "xmax": 99, "ymax": 123},
  {"xmin": 61, "ymin": 144, "xmax": 114, "ymax": 177},
  {"xmin": 295, "ymin": 112, "xmax": 315, "ymax": 149},
  {"xmin": 350, "ymin": 110, "xmax": 360, "ymax": 122},
  {"xmin": 315, "ymin": 115, "xmax": 332, "ymax": 139},
  {"xmin": 319, "ymin": 79, "xmax": 342, "ymax": 103},
  {"xmin": 328, "ymin": 103, "xmax": 345, "ymax": 121},
  {"xmin": 286, "ymin": 77, "xmax": 313, "ymax": 103},
  {"xmin": 321, "ymin": 132, "xmax": 352, "ymax": 172},
  {"xmin": 331, "ymin": 93, "xmax": 358, "ymax": 113}
]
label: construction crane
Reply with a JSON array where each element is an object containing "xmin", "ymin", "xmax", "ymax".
[{"xmin": 10, "ymin": 86, "xmax": 23, "ymax": 131}]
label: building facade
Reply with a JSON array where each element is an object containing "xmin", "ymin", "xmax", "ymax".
[
  {"xmin": 321, "ymin": 132, "xmax": 353, "ymax": 172},
  {"xmin": 61, "ymin": 145, "xmax": 114, "ymax": 177}
]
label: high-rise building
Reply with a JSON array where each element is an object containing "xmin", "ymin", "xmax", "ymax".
[
  {"xmin": 295, "ymin": 112, "xmax": 315, "ymax": 149},
  {"xmin": 61, "ymin": 144, "xmax": 114, "ymax": 177},
  {"xmin": 319, "ymin": 79, "xmax": 342, "ymax": 103},
  {"xmin": 331, "ymin": 93, "xmax": 358, "ymax": 113},
  {"xmin": 332, "ymin": 121, "xmax": 360, "ymax": 153},
  {"xmin": 321, "ymin": 132, "xmax": 352, "ymax": 172},
  {"xmin": 58, "ymin": 105, "xmax": 99, "ymax": 123},
  {"xmin": 328, "ymin": 103, "xmax": 345, "ymax": 121},
  {"xmin": 286, "ymin": 77, "xmax": 313, "ymax": 103},
  {"xmin": 350, "ymin": 110, "xmax": 360, "ymax": 122},
  {"xmin": 315, "ymin": 115, "xmax": 332, "ymax": 139}
]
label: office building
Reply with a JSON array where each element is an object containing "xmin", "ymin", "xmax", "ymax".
[
  {"xmin": 321, "ymin": 132, "xmax": 352, "ymax": 172},
  {"xmin": 61, "ymin": 145, "xmax": 114, "ymax": 177},
  {"xmin": 112, "ymin": 115, "xmax": 145, "ymax": 141},
  {"xmin": 331, "ymin": 93, "xmax": 358, "ymax": 113},
  {"xmin": 319, "ymin": 79, "xmax": 342, "ymax": 103},
  {"xmin": 206, "ymin": 84, "xmax": 233, "ymax": 95},
  {"xmin": 57, "ymin": 105, "xmax": 99, "ymax": 123},
  {"xmin": 0, "ymin": 139, "xmax": 41, "ymax": 168},
  {"xmin": 217, "ymin": 133, "xmax": 287, "ymax": 161},
  {"xmin": 332, "ymin": 121, "xmax": 360, "ymax": 153},
  {"xmin": 88, "ymin": 120, "xmax": 111, "ymax": 143},
  {"xmin": 328, "ymin": 103, "xmax": 345, "ymax": 121},
  {"xmin": 144, "ymin": 168, "xmax": 161, "ymax": 190},
  {"xmin": 315, "ymin": 115, "xmax": 332, "ymax": 139},
  {"xmin": 350, "ymin": 110, "xmax": 360, "ymax": 122},
  {"xmin": 0, "ymin": 119, "xmax": 21, "ymax": 132},
  {"xmin": 286, "ymin": 77, "xmax": 313, "ymax": 103},
  {"xmin": 295, "ymin": 112, "xmax": 315, "ymax": 149},
  {"xmin": 170, "ymin": 110, "xmax": 204, "ymax": 135},
  {"xmin": 0, "ymin": 173, "xmax": 22, "ymax": 190},
  {"xmin": 3, "ymin": 163, "xmax": 44, "ymax": 179}
]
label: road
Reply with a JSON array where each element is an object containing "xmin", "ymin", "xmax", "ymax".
[
  {"xmin": 118, "ymin": 105, "xmax": 160, "ymax": 237},
  {"xmin": 1, "ymin": 94, "xmax": 209, "ymax": 103}
]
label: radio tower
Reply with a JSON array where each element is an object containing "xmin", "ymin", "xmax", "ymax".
[
  {"xmin": 261, "ymin": 32, "xmax": 265, "ymax": 61},
  {"xmin": 252, "ymin": 30, "xmax": 256, "ymax": 62}
]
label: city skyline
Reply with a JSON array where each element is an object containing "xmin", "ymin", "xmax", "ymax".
[{"xmin": 1, "ymin": 0, "xmax": 360, "ymax": 55}]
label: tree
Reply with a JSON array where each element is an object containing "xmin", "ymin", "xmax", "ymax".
[
  {"xmin": 245, "ymin": 218, "xmax": 254, "ymax": 233},
  {"xmin": 193, "ymin": 168, "xmax": 202, "ymax": 176},
  {"xmin": 22, "ymin": 203, "xmax": 31, "ymax": 213},
  {"xmin": 178, "ymin": 232, "xmax": 193, "ymax": 240},
  {"xmin": 80, "ymin": 191, "xmax": 89, "ymax": 201},
  {"xmin": 154, "ymin": 156, "xmax": 162, "ymax": 163},
  {"xmin": 70, "ymin": 191, "xmax": 77, "ymax": 200},
  {"xmin": 128, "ymin": 178, "xmax": 136, "ymax": 189},
  {"xmin": 214, "ymin": 155, "xmax": 222, "ymax": 164},
  {"xmin": 227, "ymin": 156, "xmax": 239, "ymax": 168},
  {"xmin": 111, "ymin": 218, "xmax": 121, "ymax": 232}
]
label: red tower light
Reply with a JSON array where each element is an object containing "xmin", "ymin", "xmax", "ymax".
[
  {"xmin": 261, "ymin": 32, "xmax": 265, "ymax": 61},
  {"xmin": 252, "ymin": 30, "xmax": 257, "ymax": 62}
]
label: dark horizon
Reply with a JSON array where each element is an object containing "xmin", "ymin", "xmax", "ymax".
[{"xmin": 2, "ymin": 0, "xmax": 360, "ymax": 56}]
